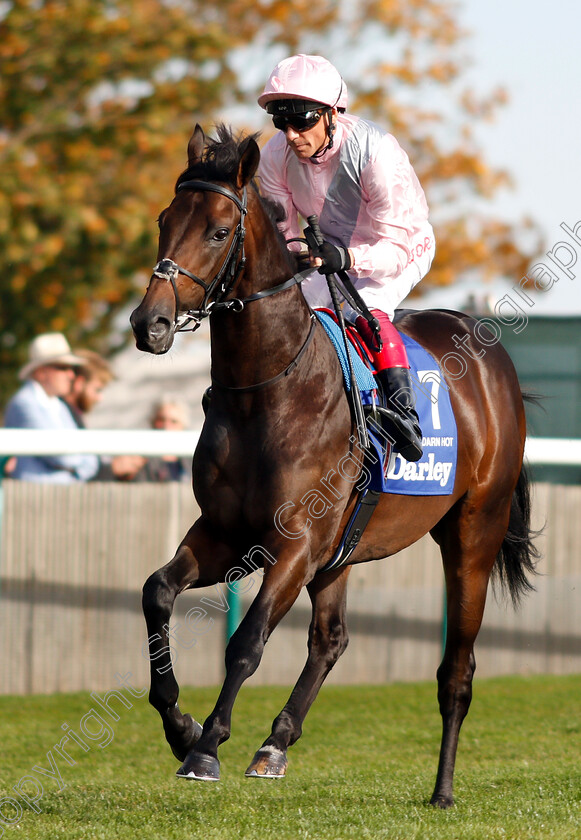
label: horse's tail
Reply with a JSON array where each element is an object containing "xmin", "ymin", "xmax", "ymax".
[{"xmin": 493, "ymin": 393, "xmax": 543, "ymax": 606}]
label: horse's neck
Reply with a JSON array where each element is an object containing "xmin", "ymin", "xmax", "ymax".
[
  {"xmin": 210, "ymin": 199, "xmax": 315, "ymax": 389},
  {"xmin": 209, "ymin": 284, "xmax": 312, "ymax": 390}
]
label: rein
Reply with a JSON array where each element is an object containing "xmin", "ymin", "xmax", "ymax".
[{"xmin": 152, "ymin": 179, "xmax": 311, "ymax": 332}]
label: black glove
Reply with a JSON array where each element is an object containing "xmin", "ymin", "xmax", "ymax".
[{"xmin": 314, "ymin": 241, "xmax": 352, "ymax": 275}]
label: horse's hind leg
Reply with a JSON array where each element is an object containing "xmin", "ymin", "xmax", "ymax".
[
  {"xmin": 142, "ymin": 522, "xmax": 229, "ymax": 763},
  {"xmin": 430, "ymin": 499, "xmax": 510, "ymax": 808},
  {"xmin": 245, "ymin": 565, "xmax": 351, "ymax": 778}
]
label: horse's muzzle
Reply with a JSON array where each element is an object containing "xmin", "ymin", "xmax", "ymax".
[{"xmin": 130, "ymin": 305, "xmax": 175, "ymax": 354}]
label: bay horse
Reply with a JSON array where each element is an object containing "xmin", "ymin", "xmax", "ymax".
[{"xmin": 130, "ymin": 124, "xmax": 537, "ymax": 807}]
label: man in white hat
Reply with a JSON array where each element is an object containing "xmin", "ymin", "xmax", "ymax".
[{"xmin": 3, "ymin": 333, "xmax": 99, "ymax": 482}]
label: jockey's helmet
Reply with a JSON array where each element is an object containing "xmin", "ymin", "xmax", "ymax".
[{"xmin": 258, "ymin": 54, "xmax": 348, "ymax": 113}]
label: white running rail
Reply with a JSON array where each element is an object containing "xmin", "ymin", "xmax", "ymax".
[{"xmin": 0, "ymin": 430, "xmax": 577, "ymax": 465}]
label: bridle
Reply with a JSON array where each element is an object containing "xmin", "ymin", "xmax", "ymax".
[
  {"xmin": 152, "ymin": 179, "xmax": 313, "ymax": 334},
  {"xmin": 150, "ymin": 176, "xmax": 317, "ymax": 391},
  {"xmin": 152, "ymin": 179, "xmax": 249, "ymax": 332}
]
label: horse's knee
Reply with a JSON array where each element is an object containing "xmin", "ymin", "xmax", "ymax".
[
  {"xmin": 310, "ymin": 619, "xmax": 349, "ymax": 669},
  {"xmin": 224, "ymin": 631, "xmax": 263, "ymax": 679},
  {"xmin": 142, "ymin": 569, "xmax": 174, "ymax": 619}
]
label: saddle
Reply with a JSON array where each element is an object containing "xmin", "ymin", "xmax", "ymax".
[{"xmin": 314, "ymin": 308, "xmax": 458, "ymax": 572}]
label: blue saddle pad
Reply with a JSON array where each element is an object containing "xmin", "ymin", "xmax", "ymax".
[
  {"xmin": 315, "ymin": 309, "xmax": 457, "ymax": 496},
  {"xmin": 315, "ymin": 310, "xmax": 376, "ymax": 393}
]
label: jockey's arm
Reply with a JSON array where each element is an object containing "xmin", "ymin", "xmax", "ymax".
[{"xmin": 348, "ymin": 135, "xmax": 435, "ymax": 284}]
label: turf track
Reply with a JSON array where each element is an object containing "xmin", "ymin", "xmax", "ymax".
[{"xmin": 1, "ymin": 675, "xmax": 579, "ymax": 839}]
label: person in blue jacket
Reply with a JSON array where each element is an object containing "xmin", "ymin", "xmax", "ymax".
[{"xmin": 3, "ymin": 333, "xmax": 99, "ymax": 483}]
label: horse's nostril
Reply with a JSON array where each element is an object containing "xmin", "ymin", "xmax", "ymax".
[
  {"xmin": 130, "ymin": 308, "xmax": 174, "ymax": 354},
  {"xmin": 149, "ymin": 316, "xmax": 172, "ymax": 339}
]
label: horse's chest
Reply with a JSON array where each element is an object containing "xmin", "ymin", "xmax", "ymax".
[
  {"xmin": 193, "ymin": 416, "xmax": 341, "ymax": 531},
  {"xmin": 195, "ymin": 420, "xmax": 285, "ymax": 493}
]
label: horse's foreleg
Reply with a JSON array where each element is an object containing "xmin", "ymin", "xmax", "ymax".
[
  {"xmin": 176, "ymin": 542, "xmax": 311, "ymax": 781},
  {"xmin": 431, "ymin": 510, "xmax": 508, "ymax": 808},
  {"xmin": 142, "ymin": 523, "xmax": 228, "ymax": 762},
  {"xmin": 245, "ymin": 566, "xmax": 351, "ymax": 778}
]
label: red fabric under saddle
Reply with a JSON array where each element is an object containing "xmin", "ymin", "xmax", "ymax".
[{"xmin": 317, "ymin": 307, "xmax": 411, "ymax": 371}]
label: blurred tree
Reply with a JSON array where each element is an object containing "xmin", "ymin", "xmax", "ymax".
[
  {"xmin": 0, "ymin": 0, "xmax": 237, "ymax": 405},
  {"xmin": 0, "ymin": 0, "xmax": 540, "ymax": 408}
]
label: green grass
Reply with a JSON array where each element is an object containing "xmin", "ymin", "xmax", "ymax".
[{"xmin": 1, "ymin": 675, "xmax": 579, "ymax": 839}]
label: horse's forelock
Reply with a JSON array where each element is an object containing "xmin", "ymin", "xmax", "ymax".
[
  {"xmin": 176, "ymin": 124, "xmax": 261, "ymax": 189},
  {"xmin": 172, "ymin": 125, "xmax": 295, "ymax": 266}
]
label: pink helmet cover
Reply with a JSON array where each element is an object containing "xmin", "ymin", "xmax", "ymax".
[{"xmin": 258, "ymin": 54, "xmax": 348, "ymax": 111}]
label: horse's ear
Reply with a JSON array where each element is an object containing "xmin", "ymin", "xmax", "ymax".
[
  {"xmin": 187, "ymin": 124, "xmax": 205, "ymax": 166},
  {"xmin": 236, "ymin": 137, "xmax": 260, "ymax": 188}
]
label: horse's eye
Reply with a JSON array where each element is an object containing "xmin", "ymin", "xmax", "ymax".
[{"xmin": 213, "ymin": 228, "xmax": 230, "ymax": 242}]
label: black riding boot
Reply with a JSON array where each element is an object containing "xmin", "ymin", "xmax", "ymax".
[{"xmin": 375, "ymin": 367, "xmax": 423, "ymax": 462}]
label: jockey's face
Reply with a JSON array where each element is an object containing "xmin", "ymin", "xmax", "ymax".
[{"xmin": 282, "ymin": 109, "xmax": 336, "ymax": 160}]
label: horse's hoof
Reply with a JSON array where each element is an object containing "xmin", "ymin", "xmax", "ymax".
[
  {"xmin": 168, "ymin": 714, "xmax": 203, "ymax": 762},
  {"xmin": 245, "ymin": 746, "xmax": 288, "ymax": 779},
  {"xmin": 430, "ymin": 793, "xmax": 454, "ymax": 809},
  {"xmin": 176, "ymin": 751, "xmax": 220, "ymax": 782}
]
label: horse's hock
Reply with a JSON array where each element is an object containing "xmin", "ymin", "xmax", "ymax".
[{"xmin": 0, "ymin": 479, "xmax": 578, "ymax": 696}]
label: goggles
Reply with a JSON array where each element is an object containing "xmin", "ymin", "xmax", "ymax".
[{"xmin": 272, "ymin": 109, "xmax": 326, "ymax": 133}]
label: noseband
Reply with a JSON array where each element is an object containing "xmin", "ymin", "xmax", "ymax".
[{"xmin": 152, "ymin": 180, "xmax": 248, "ymax": 332}]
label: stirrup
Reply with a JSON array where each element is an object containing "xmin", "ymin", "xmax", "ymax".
[{"xmin": 374, "ymin": 405, "xmax": 423, "ymax": 462}]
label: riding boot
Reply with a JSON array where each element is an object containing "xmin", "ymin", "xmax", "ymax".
[
  {"xmin": 375, "ymin": 367, "xmax": 423, "ymax": 462},
  {"xmin": 355, "ymin": 309, "xmax": 423, "ymax": 462}
]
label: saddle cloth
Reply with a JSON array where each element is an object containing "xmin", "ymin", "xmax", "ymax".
[{"xmin": 314, "ymin": 308, "xmax": 457, "ymax": 496}]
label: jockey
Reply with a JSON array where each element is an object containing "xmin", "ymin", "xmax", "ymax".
[{"xmin": 257, "ymin": 54, "xmax": 436, "ymax": 462}]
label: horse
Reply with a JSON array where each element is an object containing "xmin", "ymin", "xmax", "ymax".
[{"xmin": 130, "ymin": 124, "xmax": 538, "ymax": 807}]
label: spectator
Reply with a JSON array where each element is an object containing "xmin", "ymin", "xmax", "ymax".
[
  {"xmin": 3, "ymin": 333, "xmax": 99, "ymax": 483},
  {"xmin": 62, "ymin": 349, "xmax": 146, "ymax": 481},
  {"xmin": 129, "ymin": 398, "xmax": 191, "ymax": 483},
  {"xmin": 63, "ymin": 349, "xmax": 114, "ymax": 427}
]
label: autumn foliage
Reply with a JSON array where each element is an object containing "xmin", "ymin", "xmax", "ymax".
[{"xmin": 0, "ymin": 0, "xmax": 540, "ymax": 407}]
